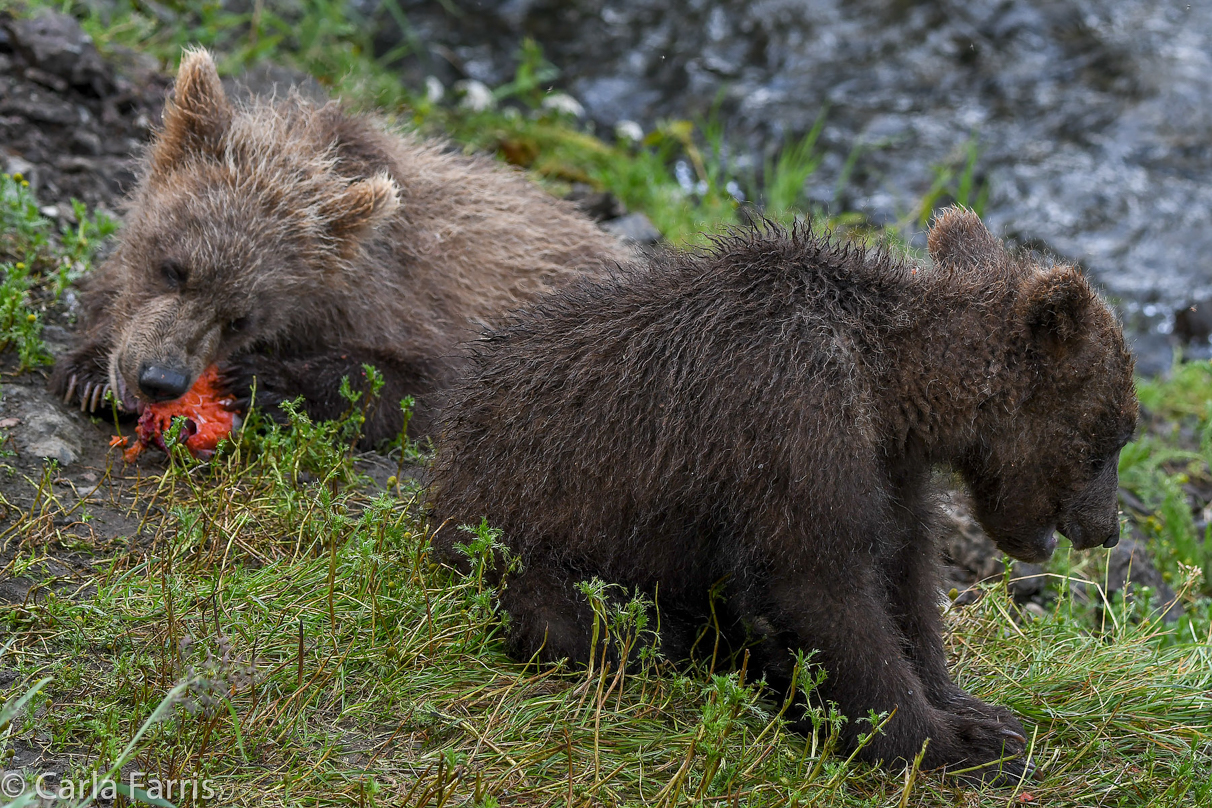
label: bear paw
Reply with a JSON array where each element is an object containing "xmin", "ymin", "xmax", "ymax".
[
  {"xmin": 217, "ymin": 354, "xmax": 291, "ymax": 417},
  {"xmin": 50, "ymin": 344, "xmax": 132, "ymax": 414},
  {"xmin": 937, "ymin": 688, "xmax": 1024, "ymax": 728},
  {"xmin": 928, "ymin": 710, "xmax": 1033, "ymax": 786}
]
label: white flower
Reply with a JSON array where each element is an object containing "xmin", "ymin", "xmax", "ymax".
[
  {"xmin": 455, "ymin": 80, "xmax": 495, "ymax": 112},
  {"xmin": 541, "ymin": 92, "xmax": 585, "ymax": 118},
  {"xmin": 424, "ymin": 76, "xmax": 445, "ymax": 104},
  {"xmin": 614, "ymin": 120, "xmax": 644, "ymax": 143}
]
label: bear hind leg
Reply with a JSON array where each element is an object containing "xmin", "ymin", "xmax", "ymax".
[{"xmin": 499, "ymin": 564, "xmax": 693, "ymax": 670}]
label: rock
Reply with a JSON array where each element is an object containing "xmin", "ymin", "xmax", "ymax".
[
  {"xmin": 3, "ymin": 154, "xmax": 39, "ymax": 190},
  {"xmin": 1, "ymin": 382, "xmax": 95, "ymax": 467},
  {"xmin": 0, "ymin": 9, "xmax": 167, "ymax": 211},
  {"xmin": 0, "ymin": 84, "xmax": 81, "ymax": 124},
  {"xmin": 601, "ymin": 212, "xmax": 662, "ymax": 244},
  {"xmin": 1173, "ymin": 300, "xmax": 1212, "ymax": 345},
  {"xmin": 19, "ymin": 408, "xmax": 83, "ymax": 466},
  {"xmin": 939, "ymin": 489, "xmax": 1182, "ymax": 620},
  {"xmin": 9, "ymin": 10, "xmax": 109, "ymax": 95},
  {"xmin": 1103, "ymin": 535, "xmax": 1184, "ymax": 622},
  {"xmin": 71, "ymin": 129, "xmax": 102, "ymax": 156},
  {"xmin": 1022, "ymin": 602, "xmax": 1046, "ymax": 620},
  {"xmin": 565, "ymin": 182, "xmax": 627, "ymax": 222},
  {"xmin": 1007, "ymin": 562, "xmax": 1048, "ymax": 599},
  {"xmin": 940, "ymin": 490, "xmax": 1004, "ymax": 580}
]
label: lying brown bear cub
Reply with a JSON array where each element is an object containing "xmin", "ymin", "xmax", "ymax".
[
  {"xmin": 51, "ymin": 49, "xmax": 625, "ymax": 442},
  {"xmin": 429, "ymin": 209, "xmax": 1138, "ymax": 782}
]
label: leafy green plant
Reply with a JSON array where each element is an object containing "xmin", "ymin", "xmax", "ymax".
[
  {"xmin": 760, "ymin": 114, "xmax": 825, "ymax": 220},
  {"xmin": 56, "ymin": 199, "xmax": 119, "ymax": 294},
  {"xmin": 493, "ymin": 38, "xmax": 559, "ymax": 107},
  {"xmin": 0, "ymin": 258, "xmax": 50, "ymax": 368},
  {"xmin": 914, "ymin": 136, "xmax": 991, "ymax": 227},
  {"xmin": 0, "ymin": 174, "xmax": 117, "ymax": 367}
]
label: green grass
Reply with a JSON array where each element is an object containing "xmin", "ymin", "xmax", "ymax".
[
  {"xmin": 2, "ymin": 405, "xmax": 1209, "ymax": 807},
  {"xmin": 0, "ymin": 172, "xmax": 117, "ymax": 369},
  {"xmin": 0, "ymin": 171, "xmax": 53, "ymax": 369},
  {"xmin": 1116, "ymin": 359, "xmax": 1212, "ymax": 593},
  {"xmin": 1, "ymin": 2, "xmax": 1210, "ymax": 806}
]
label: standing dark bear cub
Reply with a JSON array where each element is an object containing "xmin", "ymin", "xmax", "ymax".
[
  {"xmin": 429, "ymin": 209, "xmax": 1138, "ymax": 781},
  {"xmin": 51, "ymin": 49, "xmax": 626, "ymax": 442}
]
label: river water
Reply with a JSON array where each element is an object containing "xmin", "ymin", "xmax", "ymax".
[{"xmin": 389, "ymin": 0, "xmax": 1212, "ymax": 372}]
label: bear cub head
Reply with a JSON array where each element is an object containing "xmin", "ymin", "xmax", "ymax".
[
  {"xmin": 929, "ymin": 209, "xmax": 1138, "ymax": 563},
  {"xmin": 107, "ymin": 48, "xmax": 399, "ymax": 406}
]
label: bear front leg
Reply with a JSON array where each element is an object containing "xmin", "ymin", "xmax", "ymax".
[
  {"xmin": 882, "ymin": 532, "xmax": 1026, "ymax": 735},
  {"xmin": 50, "ymin": 338, "xmax": 128, "ymax": 414},
  {"xmin": 765, "ymin": 565, "xmax": 1028, "ymax": 783},
  {"xmin": 50, "ymin": 265, "xmax": 130, "ymax": 414},
  {"xmin": 221, "ymin": 346, "xmax": 443, "ymax": 445}
]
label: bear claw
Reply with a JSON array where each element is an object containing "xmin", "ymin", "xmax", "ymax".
[{"xmin": 75, "ymin": 380, "xmax": 110, "ymax": 413}]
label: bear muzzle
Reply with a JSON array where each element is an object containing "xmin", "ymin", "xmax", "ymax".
[
  {"xmin": 138, "ymin": 362, "xmax": 193, "ymax": 402},
  {"xmin": 1057, "ymin": 514, "xmax": 1120, "ymax": 551}
]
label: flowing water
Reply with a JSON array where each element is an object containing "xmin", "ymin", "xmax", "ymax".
[{"xmin": 389, "ymin": 0, "xmax": 1212, "ymax": 372}]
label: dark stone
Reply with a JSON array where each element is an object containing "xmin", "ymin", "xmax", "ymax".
[
  {"xmin": 1173, "ymin": 300, "xmax": 1212, "ymax": 344},
  {"xmin": 601, "ymin": 211, "xmax": 661, "ymax": 244},
  {"xmin": 10, "ymin": 10, "xmax": 109, "ymax": 94},
  {"xmin": 0, "ymin": 8, "xmax": 168, "ymax": 212},
  {"xmin": 0, "ymin": 86, "xmax": 79, "ymax": 124},
  {"xmin": 1006, "ymin": 562, "xmax": 1048, "ymax": 598},
  {"xmin": 23, "ymin": 65, "xmax": 67, "ymax": 92},
  {"xmin": 565, "ymin": 182, "xmax": 627, "ymax": 222},
  {"xmin": 70, "ymin": 129, "xmax": 102, "ymax": 156}
]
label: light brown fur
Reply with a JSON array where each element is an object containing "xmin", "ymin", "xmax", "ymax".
[{"xmin": 52, "ymin": 48, "xmax": 628, "ymax": 441}]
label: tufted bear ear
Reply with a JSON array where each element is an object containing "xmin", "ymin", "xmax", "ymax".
[
  {"xmin": 323, "ymin": 173, "xmax": 401, "ymax": 246},
  {"xmin": 151, "ymin": 48, "xmax": 232, "ymax": 174},
  {"xmin": 1016, "ymin": 265, "xmax": 1095, "ymax": 355},
  {"xmin": 927, "ymin": 206, "xmax": 1002, "ymax": 270}
]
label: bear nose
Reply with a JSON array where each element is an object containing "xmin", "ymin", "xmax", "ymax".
[{"xmin": 138, "ymin": 363, "xmax": 191, "ymax": 402}]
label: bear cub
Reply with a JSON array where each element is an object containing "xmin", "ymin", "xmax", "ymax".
[
  {"xmin": 429, "ymin": 210, "xmax": 1138, "ymax": 781},
  {"xmin": 51, "ymin": 49, "xmax": 626, "ymax": 442}
]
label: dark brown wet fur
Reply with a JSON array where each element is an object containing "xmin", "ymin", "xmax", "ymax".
[
  {"xmin": 428, "ymin": 209, "xmax": 1138, "ymax": 782},
  {"xmin": 50, "ymin": 49, "xmax": 628, "ymax": 443}
]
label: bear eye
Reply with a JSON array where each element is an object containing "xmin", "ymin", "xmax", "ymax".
[
  {"xmin": 160, "ymin": 259, "xmax": 188, "ymax": 290},
  {"xmin": 226, "ymin": 316, "xmax": 252, "ymax": 335}
]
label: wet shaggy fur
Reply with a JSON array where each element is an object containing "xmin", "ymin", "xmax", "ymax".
[
  {"xmin": 50, "ymin": 49, "xmax": 627, "ymax": 442},
  {"xmin": 429, "ymin": 210, "xmax": 1138, "ymax": 781}
]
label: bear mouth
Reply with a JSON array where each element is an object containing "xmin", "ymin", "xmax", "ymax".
[
  {"xmin": 105, "ymin": 366, "xmax": 142, "ymax": 414},
  {"xmin": 1056, "ymin": 518, "xmax": 1120, "ymax": 551}
]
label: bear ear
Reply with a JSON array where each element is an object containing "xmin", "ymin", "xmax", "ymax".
[
  {"xmin": 927, "ymin": 206, "xmax": 1002, "ymax": 270},
  {"xmin": 1017, "ymin": 265, "xmax": 1095, "ymax": 355},
  {"xmin": 150, "ymin": 48, "xmax": 232, "ymax": 173},
  {"xmin": 324, "ymin": 173, "xmax": 401, "ymax": 245}
]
